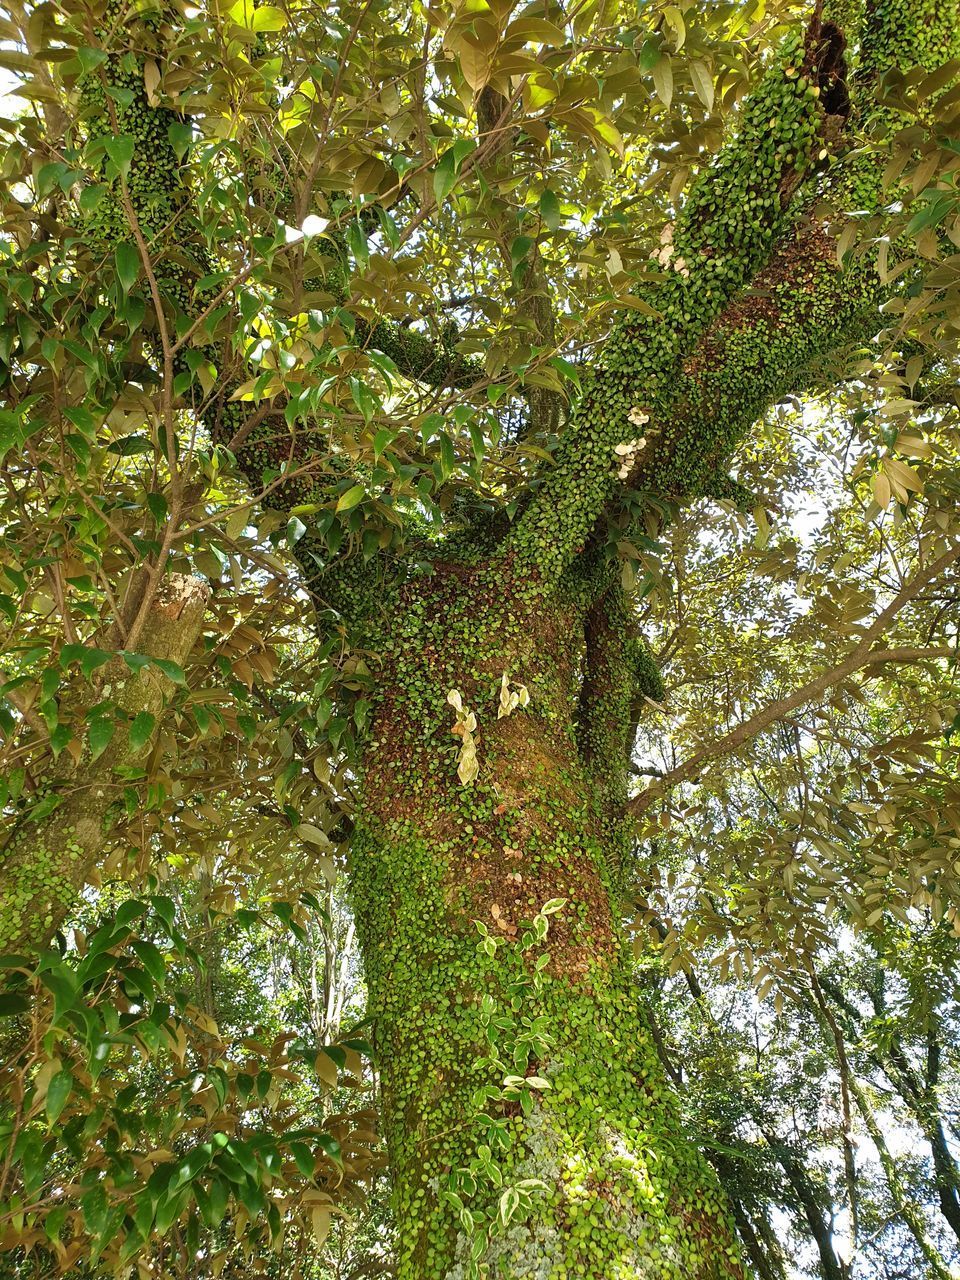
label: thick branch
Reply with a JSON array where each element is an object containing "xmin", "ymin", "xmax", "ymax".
[
  {"xmin": 621, "ymin": 0, "xmax": 960, "ymax": 501},
  {"xmin": 514, "ymin": 16, "xmax": 851, "ymax": 581},
  {"xmin": 353, "ymin": 315, "xmax": 484, "ymax": 390},
  {"xmin": 626, "ymin": 218, "xmax": 879, "ymax": 500}
]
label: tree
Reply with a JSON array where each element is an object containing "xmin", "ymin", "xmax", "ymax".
[{"xmin": 0, "ymin": 0, "xmax": 959, "ymax": 1276}]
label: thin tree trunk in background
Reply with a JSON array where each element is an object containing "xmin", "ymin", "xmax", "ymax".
[
  {"xmin": 757, "ymin": 1130, "xmax": 846, "ymax": 1280},
  {"xmin": 848, "ymin": 1077, "xmax": 952, "ymax": 1280},
  {"xmin": 726, "ymin": 1197, "xmax": 787, "ymax": 1280}
]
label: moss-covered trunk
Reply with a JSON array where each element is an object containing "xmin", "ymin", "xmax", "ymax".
[{"xmin": 349, "ymin": 557, "xmax": 743, "ymax": 1279}]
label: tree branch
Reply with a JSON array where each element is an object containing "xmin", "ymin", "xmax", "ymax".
[
  {"xmin": 629, "ymin": 548, "xmax": 960, "ymax": 816},
  {"xmin": 352, "ymin": 315, "xmax": 484, "ymax": 391},
  {"xmin": 514, "ymin": 13, "xmax": 853, "ymax": 581}
]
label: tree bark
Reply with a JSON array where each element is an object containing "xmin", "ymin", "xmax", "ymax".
[{"xmin": 348, "ymin": 558, "xmax": 744, "ymax": 1279}]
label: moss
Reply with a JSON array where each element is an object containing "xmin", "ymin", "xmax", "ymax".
[
  {"xmin": 857, "ymin": 0, "xmax": 958, "ymax": 78},
  {"xmin": 0, "ymin": 824, "xmax": 84, "ymax": 953},
  {"xmin": 637, "ymin": 222, "xmax": 878, "ymax": 500}
]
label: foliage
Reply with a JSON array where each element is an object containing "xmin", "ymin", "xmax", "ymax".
[{"xmin": 0, "ymin": 885, "xmax": 382, "ymax": 1277}]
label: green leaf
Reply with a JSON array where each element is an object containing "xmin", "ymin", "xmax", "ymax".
[
  {"xmin": 65, "ymin": 433, "xmax": 92, "ymax": 468},
  {"xmin": 539, "ymin": 189, "xmax": 561, "ymax": 231},
  {"xmin": 79, "ymin": 648, "xmax": 113, "ymax": 680},
  {"xmin": 438, "ymin": 433, "xmax": 455, "ymax": 481},
  {"xmin": 36, "ymin": 162, "xmax": 68, "ymax": 198},
  {"xmin": 289, "ymin": 1141, "xmax": 315, "ymax": 1179},
  {"xmin": 0, "ymin": 992, "xmax": 29, "ymax": 1016},
  {"xmin": 207, "ymin": 1176, "xmax": 229, "ymax": 1224},
  {"xmin": 115, "ymin": 243, "xmax": 139, "ymax": 293},
  {"xmin": 152, "ymin": 658, "xmax": 186, "ymax": 684},
  {"xmin": 499, "ymin": 1186, "xmax": 520, "ymax": 1226},
  {"xmin": 45, "ymin": 1069, "xmax": 73, "ymax": 1125},
  {"xmin": 336, "ymin": 484, "xmax": 365, "ymax": 513},
  {"xmin": 167, "ymin": 121, "xmax": 194, "ymax": 160},
  {"xmin": 104, "ymin": 134, "xmax": 135, "ymax": 180},
  {"xmin": 121, "ymin": 652, "xmax": 151, "ymax": 674},
  {"xmin": 147, "ymin": 492, "xmax": 168, "ymax": 525},
  {"xmin": 549, "ymin": 355, "xmax": 580, "ymax": 390},
  {"xmin": 510, "ymin": 235, "xmax": 533, "ymax": 278},
  {"xmin": 130, "ymin": 939, "xmax": 166, "ymax": 985},
  {"xmin": 79, "ymin": 184, "xmax": 108, "ymax": 215},
  {"xmin": 29, "ymin": 792, "xmax": 62, "ymax": 822},
  {"xmin": 88, "ymin": 717, "xmax": 116, "ymax": 761},
  {"xmin": 154, "ymin": 1186, "xmax": 187, "ymax": 1236},
  {"xmin": 252, "ymin": 4, "xmax": 286, "ymax": 29},
  {"xmin": 63, "ymin": 405, "xmax": 95, "ymax": 436},
  {"xmin": 315, "ymin": 1133, "xmax": 343, "ymax": 1166},
  {"xmin": 115, "ymin": 900, "xmax": 147, "ymax": 930},
  {"xmin": 44, "ymin": 1205, "xmax": 69, "ymax": 1245},
  {"xmin": 638, "ymin": 36, "xmax": 661, "ymax": 71},
  {"xmin": 128, "ymin": 710, "xmax": 156, "ymax": 752},
  {"xmin": 149, "ymin": 895, "xmax": 176, "ymax": 933},
  {"xmin": 61, "ymin": 339, "xmax": 98, "ymax": 371},
  {"xmin": 433, "ymin": 149, "xmax": 458, "ymax": 206},
  {"xmin": 350, "ymin": 377, "xmax": 377, "ymax": 423},
  {"xmin": 107, "ymin": 434, "xmax": 153, "ymax": 456},
  {"xmin": 651, "ymin": 54, "xmax": 673, "ymax": 108},
  {"xmin": 77, "ymin": 47, "xmax": 108, "ymax": 72},
  {"xmin": 689, "ymin": 59, "xmax": 715, "ymax": 112},
  {"xmin": 81, "ymin": 1183, "xmax": 108, "ymax": 1236},
  {"xmin": 373, "ymin": 427, "xmax": 395, "ymax": 458}
]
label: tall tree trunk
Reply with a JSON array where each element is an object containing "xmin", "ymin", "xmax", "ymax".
[
  {"xmin": 36, "ymin": 2, "xmax": 956, "ymax": 1273},
  {"xmin": 927, "ymin": 1120, "xmax": 960, "ymax": 1244},
  {"xmin": 348, "ymin": 557, "xmax": 743, "ymax": 1278}
]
